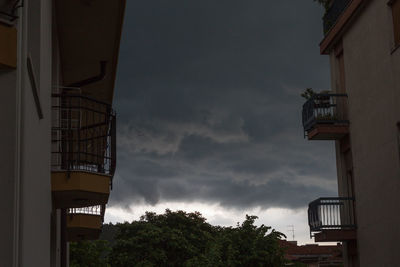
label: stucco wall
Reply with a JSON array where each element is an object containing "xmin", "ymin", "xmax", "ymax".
[
  {"xmin": 18, "ymin": 0, "xmax": 53, "ymax": 266},
  {"xmin": 0, "ymin": 0, "xmax": 53, "ymax": 266},
  {"xmin": 329, "ymin": 51, "xmax": 350, "ymax": 200},
  {"xmin": 332, "ymin": 0, "xmax": 400, "ymax": 265}
]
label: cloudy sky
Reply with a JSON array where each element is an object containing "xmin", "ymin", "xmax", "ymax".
[{"xmin": 105, "ymin": 0, "xmax": 338, "ymax": 244}]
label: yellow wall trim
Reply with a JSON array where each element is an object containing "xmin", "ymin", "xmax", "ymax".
[
  {"xmin": 0, "ymin": 24, "xmax": 17, "ymax": 68},
  {"xmin": 51, "ymin": 171, "xmax": 110, "ymax": 194},
  {"xmin": 67, "ymin": 214, "xmax": 102, "ymax": 229}
]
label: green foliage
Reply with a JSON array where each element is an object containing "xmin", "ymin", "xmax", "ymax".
[
  {"xmin": 71, "ymin": 210, "xmax": 287, "ymax": 267},
  {"xmin": 301, "ymin": 88, "xmax": 316, "ymax": 100},
  {"xmin": 313, "ymin": 0, "xmax": 331, "ymax": 11},
  {"xmin": 70, "ymin": 240, "xmax": 111, "ymax": 267},
  {"xmin": 109, "ymin": 210, "xmax": 215, "ymax": 267},
  {"xmin": 214, "ymin": 215, "xmax": 287, "ymax": 267}
]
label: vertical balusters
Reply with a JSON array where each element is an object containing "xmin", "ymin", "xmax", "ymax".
[
  {"xmin": 51, "ymin": 94, "xmax": 115, "ymax": 175},
  {"xmin": 308, "ymin": 197, "xmax": 355, "ymax": 234}
]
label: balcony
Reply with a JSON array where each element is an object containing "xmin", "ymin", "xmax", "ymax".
[
  {"xmin": 302, "ymin": 93, "xmax": 349, "ymax": 140},
  {"xmin": 323, "ymin": 0, "xmax": 351, "ymax": 34},
  {"xmin": 51, "ymin": 93, "xmax": 116, "ymax": 208},
  {"xmin": 308, "ymin": 197, "xmax": 356, "ymax": 242},
  {"xmin": 55, "ymin": 0, "xmax": 125, "ymax": 104},
  {"xmin": 67, "ymin": 205, "xmax": 104, "ymax": 241}
]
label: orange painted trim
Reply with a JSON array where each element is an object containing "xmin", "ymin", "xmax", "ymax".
[
  {"xmin": 51, "ymin": 171, "xmax": 111, "ymax": 194},
  {"xmin": 320, "ymin": 0, "xmax": 368, "ymax": 55},
  {"xmin": 314, "ymin": 229, "xmax": 356, "ymax": 242},
  {"xmin": 67, "ymin": 214, "xmax": 102, "ymax": 229},
  {"xmin": 308, "ymin": 124, "xmax": 349, "ymax": 140},
  {"xmin": 0, "ymin": 24, "xmax": 17, "ymax": 68}
]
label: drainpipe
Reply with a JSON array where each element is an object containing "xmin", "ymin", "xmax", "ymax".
[{"xmin": 67, "ymin": 61, "xmax": 107, "ymax": 88}]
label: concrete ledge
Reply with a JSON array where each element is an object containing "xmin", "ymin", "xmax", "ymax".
[
  {"xmin": 315, "ymin": 229, "xmax": 357, "ymax": 242},
  {"xmin": 67, "ymin": 214, "xmax": 102, "ymax": 241},
  {"xmin": 307, "ymin": 124, "xmax": 349, "ymax": 140},
  {"xmin": 51, "ymin": 171, "xmax": 110, "ymax": 208},
  {"xmin": 52, "ymin": 171, "xmax": 110, "ymax": 193}
]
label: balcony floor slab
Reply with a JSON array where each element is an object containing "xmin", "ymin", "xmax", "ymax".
[
  {"xmin": 314, "ymin": 229, "xmax": 356, "ymax": 242},
  {"xmin": 67, "ymin": 214, "xmax": 102, "ymax": 241},
  {"xmin": 307, "ymin": 124, "xmax": 349, "ymax": 140},
  {"xmin": 52, "ymin": 171, "xmax": 110, "ymax": 208}
]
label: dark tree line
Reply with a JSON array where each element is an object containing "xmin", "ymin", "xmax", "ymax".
[{"xmin": 70, "ymin": 210, "xmax": 288, "ymax": 267}]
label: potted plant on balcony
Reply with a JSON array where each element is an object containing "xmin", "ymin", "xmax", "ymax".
[
  {"xmin": 302, "ymin": 88, "xmax": 336, "ymax": 123},
  {"xmin": 301, "ymin": 88, "xmax": 316, "ymax": 100},
  {"xmin": 315, "ymin": 90, "xmax": 334, "ymax": 122},
  {"xmin": 315, "ymin": 90, "xmax": 331, "ymax": 106},
  {"xmin": 313, "ymin": 0, "xmax": 332, "ymax": 12}
]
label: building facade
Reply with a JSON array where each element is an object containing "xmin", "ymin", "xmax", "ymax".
[
  {"xmin": 0, "ymin": 0, "xmax": 125, "ymax": 266},
  {"xmin": 280, "ymin": 240, "xmax": 343, "ymax": 266},
  {"xmin": 303, "ymin": 0, "xmax": 400, "ymax": 266}
]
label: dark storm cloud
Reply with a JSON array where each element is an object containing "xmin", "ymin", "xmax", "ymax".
[{"xmin": 110, "ymin": 0, "xmax": 337, "ymax": 209}]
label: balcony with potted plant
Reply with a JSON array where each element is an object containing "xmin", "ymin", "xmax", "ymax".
[{"xmin": 302, "ymin": 89, "xmax": 349, "ymax": 140}]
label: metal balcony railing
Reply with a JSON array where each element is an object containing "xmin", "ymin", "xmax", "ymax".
[
  {"xmin": 308, "ymin": 197, "xmax": 356, "ymax": 236},
  {"xmin": 0, "ymin": 0, "xmax": 22, "ymax": 23},
  {"xmin": 302, "ymin": 93, "xmax": 349, "ymax": 135},
  {"xmin": 323, "ymin": 0, "xmax": 351, "ymax": 34},
  {"xmin": 51, "ymin": 93, "xmax": 116, "ymax": 178},
  {"xmin": 68, "ymin": 205, "xmax": 105, "ymax": 217}
]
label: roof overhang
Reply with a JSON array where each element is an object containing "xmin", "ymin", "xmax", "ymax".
[
  {"xmin": 55, "ymin": 0, "xmax": 126, "ymax": 104},
  {"xmin": 320, "ymin": 0, "xmax": 368, "ymax": 55}
]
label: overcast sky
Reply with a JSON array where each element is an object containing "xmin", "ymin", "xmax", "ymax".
[{"xmin": 105, "ymin": 0, "xmax": 338, "ymax": 244}]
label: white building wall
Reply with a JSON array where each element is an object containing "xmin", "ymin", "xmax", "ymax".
[
  {"xmin": 19, "ymin": 0, "xmax": 53, "ymax": 266},
  {"xmin": 330, "ymin": 0, "xmax": 400, "ymax": 265},
  {"xmin": 0, "ymin": 0, "xmax": 53, "ymax": 266}
]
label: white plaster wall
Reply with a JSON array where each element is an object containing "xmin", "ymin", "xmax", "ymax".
[
  {"xmin": 338, "ymin": 0, "xmax": 400, "ymax": 265},
  {"xmin": 18, "ymin": 0, "xmax": 53, "ymax": 266},
  {"xmin": 329, "ymin": 35, "xmax": 357, "ymax": 267},
  {"xmin": 329, "ymin": 51, "xmax": 350, "ymax": 200}
]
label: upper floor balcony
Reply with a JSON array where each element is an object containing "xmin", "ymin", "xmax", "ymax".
[
  {"xmin": 302, "ymin": 93, "xmax": 349, "ymax": 140},
  {"xmin": 323, "ymin": 0, "xmax": 351, "ymax": 34},
  {"xmin": 67, "ymin": 205, "xmax": 105, "ymax": 241},
  {"xmin": 308, "ymin": 197, "xmax": 356, "ymax": 242},
  {"xmin": 51, "ymin": 93, "xmax": 116, "ymax": 208}
]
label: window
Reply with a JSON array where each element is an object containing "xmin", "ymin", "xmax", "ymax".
[{"xmin": 390, "ymin": 0, "xmax": 400, "ymax": 47}]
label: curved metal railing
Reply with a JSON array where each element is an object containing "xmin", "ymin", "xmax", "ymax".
[
  {"xmin": 302, "ymin": 93, "xmax": 349, "ymax": 135},
  {"xmin": 51, "ymin": 93, "xmax": 116, "ymax": 177},
  {"xmin": 0, "ymin": 0, "xmax": 22, "ymax": 23}
]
